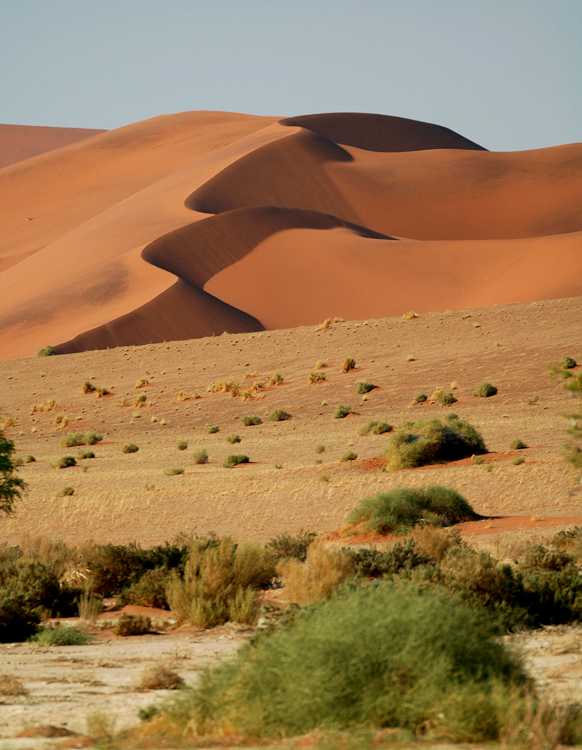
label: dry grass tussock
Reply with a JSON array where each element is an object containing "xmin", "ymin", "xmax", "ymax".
[
  {"xmin": 412, "ymin": 523, "xmax": 462, "ymax": 563},
  {"xmin": 137, "ymin": 664, "xmax": 184, "ymax": 691},
  {"xmin": 341, "ymin": 357, "xmax": 356, "ymax": 373},
  {"xmin": 308, "ymin": 371, "xmax": 326, "ymax": 384},
  {"xmin": 30, "ymin": 399, "xmax": 55, "ymax": 414},
  {"xmin": 279, "ymin": 539, "xmax": 354, "ymax": 604},
  {"xmin": 176, "ymin": 390, "xmax": 199, "ymax": 402},
  {"xmin": 0, "ymin": 673, "xmax": 27, "ymax": 696}
]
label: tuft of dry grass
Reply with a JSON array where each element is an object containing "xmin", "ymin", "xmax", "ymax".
[
  {"xmin": 402, "ymin": 310, "xmax": 418, "ymax": 320},
  {"xmin": 0, "ymin": 673, "xmax": 27, "ymax": 696},
  {"xmin": 412, "ymin": 524, "xmax": 461, "ymax": 563},
  {"xmin": 308, "ymin": 371, "xmax": 327, "ymax": 384},
  {"xmin": 135, "ymin": 378, "xmax": 149, "ymax": 388},
  {"xmin": 315, "ymin": 360, "xmax": 327, "ymax": 369},
  {"xmin": 269, "ymin": 373, "xmax": 284, "ymax": 386},
  {"xmin": 341, "ymin": 357, "xmax": 356, "ymax": 373},
  {"xmin": 280, "ymin": 540, "xmax": 354, "ymax": 604},
  {"xmin": 137, "ymin": 664, "xmax": 185, "ymax": 691},
  {"xmin": 80, "ymin": 381, "xmax": 95, "ymax": 395},
  {"xmin": 30, "ymin": 399, "xmax": 55, "ymax": 414},
  {"xmin": 53, "ymin": 413, "xmax": 69, "ymax": 429},
  {"xmin": 133, "ymin": 393, "xmax": 148, "ymax": 408},
  {"xmin": 176, "ymin": 390, "xmax": 199, "ymax": 402},
  {"xmin": 317, "ymin": 318, "xmax": 332, "ymax": 331},
  {"xmin": 114, "ymin": 613, "xmax": 151, "ymax": 637}
]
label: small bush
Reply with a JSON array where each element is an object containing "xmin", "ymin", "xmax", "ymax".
[
  {"xmin": 192, "ymin": 449, "xmax": 209, "ymax": 465},
  {"xmin": 226, "ymin": 434, "xmax": 241, "ymax": 444},
  {"xmin": 269, "ymin": 373, "xmax": 284, "ymax": 385},
  {"xmin": 510, "ymin": 438, "xmax": 527, "ymax": 450},
  {"xmin": 340, "ymin": 451, "xmax": 358, "ymax": 462},
  {"xmin": 240, "ymin": 415, "xmax": 262, "ymax": 426},
  {"xmin": 122, "ymin": 443, "xmax": 139, "ymax": 454},
  {"xmin": 0, "ymin": 673, "xmax": 27, "ymax": 695},
  {"xmin": 77, "ymin": 449, "xmax": 95, "ymax": 459},
  {"xmin": 307, "ymin": 371, "xmax": 326, "ymax": 384},
  {"xmin": 59, "ymin": 486, "xmax": 75, "ymax": 496},
  {"xmin": 266, "ymin": 531, "xmax": 317, "ymax": 562},
  {"xmin": 413, "ymin": 393, "xmax": 428, "ymax": 404},
  {"xmin": 53, "ymin": 456, "xmax": 76, "ymax": 469},
  {"xmin": 268, "ymin": 409, "xmax": 291, "ymax": 422},
  {"xmin": 513, "ymin": 457, "xmax": 525, "ymax": 466},
  {"xmin": 356, "ymin": 382, "xmax": 376, "ymax": 394},
  {"xmin": 333, "ymin": 404, "xmax": 355, "ymax": 419},
  {"xmin": 60, "ymin": 432, "xmax": 102, "ymax": 448},
  {"xmin": 31, "ymin": 624, "xmax": 91, "ymax": 646},
  {"xmin": 385, "ymin": 414, "xmax": 487, "ymax": 470},
  {"xmin": 24, "ymin": 455, "xmax": 35, "ymax": 463},
  {"xmin": 135, "ymin": 378, "xmax": 149, "ymax": 388},
  {"xmin": 357, "ymin": 420, "xmax": 392, "ymax": 436},
  {"xmin": 280, "ymin": 540, "xmax": 354, "ymax": 604},
  {"xmin": 176, "ymin": 390, "xmax": 199, "ymax": 402},
  {"xmin": 176, "ymin": 440, "xmax": 188, "ymax": 451},
  {"xmin": 341, "ymin": 357, "xmax": 356, "ymax": 373},
  {"xmin": 164, "ymin": 467, "xmax": 185, "ymax": 476},
  {"xmin": 318, "ymin": 474, "xmax": 330, "ymax": 483},
  {"xmin": 314, "ymin": 443, "xmax": 325, "ymax": 454},
  {"xmin": 431, "ymin": 388, "xmax": 458, "ymax": 405},
  {"xmin": 473, "ymin": 382, "xmax": 498, "ymax": 398},
  {"xmin": 138, "ymin": 664, "xmax": 184, "ymax": 691},
  {"xmin": 80, "ymin": 381, "xmax": 96, "ymax": 395},
  {"xmin": 403, "ymin": 310, "xmax": 418, "ymax": 319},
  {"xmin": 527, "ymin": 395, "xmax": 539, "ymax": 405},
  {"xmin": 37, "ymin": 346, "xmax": 56, "ymax": 357},
  {"xmin": 118, "ymin": 568, "xmax": 170, "ymax": 610},
  {"xmin": 206, "ymin": 425, "xmax": 220, "ymax": 434},
  {"xmin": 223, "ymin": 455, "xmax": 249, "ymax": 469},
  {"xmin": 315, "ymin": 360, "xmax": 327, "ymax": 369},
  {"xmin": 134, "ymin": 393, "xmax": 148, "ymax": 407},
  {"xmin": 561, "ymin": 355, "xmax": 577, "ymax": 370},
  {"xmin": 346, "ymin": 485, "xmax": 481, "ymax": 534},
  {"xmin": 114, "ymin": 613, "xmax": 151, "ymax": 637},
  {"xmin": 472, "ymin": 454, "xmax": 484, "ymax": 465}
]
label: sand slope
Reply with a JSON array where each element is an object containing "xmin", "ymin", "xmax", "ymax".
[
  {"xmin": 0, "ymin": 123, "xmax": 105, "ymax": 170},
  {"xmin": 0, "ymin": 110, "xmax": 581, "ymax": 360}
]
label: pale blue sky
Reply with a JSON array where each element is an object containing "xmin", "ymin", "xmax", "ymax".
[{"xmin": 1, "ymin": 0, "xmax": 580, "ymax": 151}]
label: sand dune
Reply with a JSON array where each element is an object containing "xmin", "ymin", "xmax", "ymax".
[
  {"xmin": 0, "ymin": 110, "xmax": 580, "ymax": 360},
  {"xmin": 0, "ymin": 123, "xmax": 105, "ymax": 170}
]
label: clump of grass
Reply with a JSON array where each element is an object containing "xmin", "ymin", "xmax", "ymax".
[
  {"xmin": 315, "ymin": 360, "xmax": 327, "ymax": 369},
  {"xmin": 473, "ymin": 381, "xmax": 498, "ymax": 398},
  {"xmin": 95, "ymin": 385, "xmax": 110, "ymax": 397},
  {"xmin": 30, "ymin": 399, "xmax": 56, "ymax": 414},
  {"xmin": 240, "ymin": 415, "xmax": 262, "ymax": 426},
  {"xmin": 134, "ymin": 393, "xmax": 148, "ymax": 407},
  {"xmin": 53, "ymin": 456, "xmax": 77, "ymax": 469},
  {"xmin": 223, "ymin": 455, "xmax": 249, "ymax": 469},
  {"xmin": 176, "ymin": 391, "xmax": 199, "ymax": 402},
  {"xmin": 510, "ymin": 438, "xmax": 527, "ymax": 450},
  {"xmin": 53, "ymin": 413, "xmax": 69, "ymax": 429},
  {"xmin": 346, "ymin": 485, "xmax": 481, "ymax": 535},
  {"xmin": 268, "ymin": 409, "xmax": 291, "ymax": 421},
  {"xmin": 176, "ymin": 440, "xmax": 188, "ymax": 451},
  {"xmin": 137, "ymin": 664, "xmax": 185, "ymax": 691},
  {"xmin": 269, "ymin": 373, "xmax": 283, "ymax": 386},
  {"xmin": 402, "ymin": 310, "xmax": 419, "ymax": 319},
  {"xmin": 114, "ymin": 613, "xmax": 151, "ymax": 637},
  {"xmin": 340, "ymin": 451, "xmax": 358, "ymax": 462},
  {"xmin": 122, "ymin": 443, "xmax": 139, "ymax": 454},
  {"xmin": 317, "ymin": 474, "xmax": 330, "ymax": 483},
  {"xmin": 280, "ymin": 540, "xmax": 354, "ymax": 605},
  {"xmin": 24, "ymin": 455, "xmax": 35, "ymax": 463},
  {"xmin": 80, "ymin": 381, "xmax": 96, "ymax": 395},
  {"xmin": 266, "ymin": 531, "xmax": 317, "ymax": 562},
  {"xmin": 0, "ymin": 673, "xmax": 27, "ymax": 695},
  {"xmin": 250, "ymin": 380, "xmax": 264, "ymax": 394},
  {"xmin": 77, "ymin": 449, "xmax": 95, "ymax": 459},
  {"xmin": 308, "ymin": 371, "xmax": 326, "ymax": 384},
  {"xmin": 31, "ymin": 624, "xmax": 91, "ymax": 646},
  {"xmin": 513, "ymin": 457, "xmax": 525, "ymax": 466},
  {"xmin": 135, "ymin": 378, "xmax": 149, "ymax": 388},
  {"xmin": 385, "ymin": 414, "xmax": 487, "ymax": 470},
  {"xmin": 356, "ymin": 382, "xmax": 376, "ymax": 394},
  {"xmin": 318, "ymin": 318, "xmax": 332, "ymax": 330},
  {"xmin": 472, "ymin": 454, "xmax": 484, "ymax": 465},
  {"xmin": 527, "ymin": 395, "xmax": 539, "ymax": 405},
  {"xmin": 206, "ymin": 425, "xmax": 220, "ymax": 434},
  {"xmin": 226, "ymin": 434, "xmax": 241, "ymax": 444},
  {"xmin": 60, "ymin": 432, "xmax": 102, "ymax": 448},
  {"xmin": 357, "ymin": 420, "xmax": 392, "ymax": 436},
  {"xmin": 430, "ymin": 388, "xmax": 458, "ymax": 406},
  {"xmin": 333, "ymin": 404, "xmax": 355, "ymax": 419},
  {"xmin": 561, "ymin": 355, "xmax": 577, "ymax": 369},
  {"xmin": 192, "ymin": 449, "xmax": 209, "ymax": 465},
  {"xmin": 314, "ymin": 443, "xmax": 325, "ymax": 454},
  {"xmin": 164, "ymin": 467, "xmax": 185, "ymax": 476},
  {"xmin": 341, "ymin": 357, "xmax": 356, "ymax": 373},
  {"xmin": 37, "ymin": 346, "xmax": 56, "ymax": 357},
  {"xmin": 59, "ymin": 486, "xmax": 75, "ymax": 496},
  {"xmin": 412, "ymin": 393, "xmax": 428, "ymax": 404}
]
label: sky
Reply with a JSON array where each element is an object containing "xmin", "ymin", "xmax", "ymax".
[{"xmin": 0, "ymin": 0, "xmax": 580, "ymax": 151}]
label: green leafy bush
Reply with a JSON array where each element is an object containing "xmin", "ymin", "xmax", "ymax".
[
  {"xmin": 117, "ymin": 568, "xmax": 171, "ymax": 610},
  {"xmin": 333, "ymin": 404, "xmax": 355, "ymax": 419},
  {"xmin": 240, "ymin": 416, "xmax": 262, "ymax": 426},
  {"xmin": 121, "ymin": 443, "xmax": 139, "ymax": 454},
  {"xmin": 473, "ymin": 382, "xmax": 498, "ymax": 398},
  {"xmin": 31, "ymin": 624, "xmax": 91, "ymax": 646},
  {"xmin": 223, "ymin": 455, "xmax": 249, "ymax": 469},
  {"xmin": 346, "ymin": 485, "xmax": 481, "ymax": 534},
  {"xmin": 356, "ymin": 382, "xmax": 377, "ymax": 394},
  {"xmin": 385, "ymin": 414, "xmax": 487, "ymax": 469},
  {"xmin": 561, "ymin": 356, "xmax": 577, "ymax": 369},
  {"xmin": 357, "ymin": 420, "xmax": 392, "ymax": 436},
  {"xmin": 268, "ymin": 409, "xmax": 291, "ymax": 422},
  {"xmin": 0, "ymin": 431, "xmax": 26, "ymax": 516},
  {"xmin": 37, "ymin": 346, "xmax": 56, "ymax": 357}
]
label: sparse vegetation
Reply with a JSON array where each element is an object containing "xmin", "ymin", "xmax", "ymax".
[
  {"xmin": 268, "ymin": 409, "xmax": 291, "ymax": 421},
  {"xmin": 80, "ymin": 381, "xmax": 96, "ymax": 395},
  {"xmin": 192, "ymin": 449, "xmax": 209, "ymax": 465},
  {"xmin": 60, "ymin": 432, "xmax": 102, "ymax": 448},
  {"xmin": 513, "ymin": 457, "xmax": 525, "ymax": 466},
  {"xmin": 30, "ymin": 398, "xmax": 56, "ymax": 414},
  {"xmin": 226, "ymin": 434, "xmax": 241, "ymax": 444},
  {"xmin": 135, "ymin": 378, "xmax": 149, "ymax": 388},
  {"xmin": 24, "ymin": 454, "xmax": 35, "ymax": 463},
  {"xmin": 341, "ymin": 357, "xmax": 356, "ymax": 373},
  {"xmin": 176, "ymin": 391, "xmax": 199, "ymax": 402},
  {"xmin": 138, "ymin": 664, "xmax": 184, "ymax": 691},
  {"xmin": 314, "ymin": 443, "xmax": 325, "ymax": 454},
  {"xmin": 133, "ymin": 393, "xmax": 148, "ymax": 407},
  {"xmin": 53, "ymin": 456, "xmax": 77, "ymax": 469},
  {"xmin": 356, "ymin": 382, "xmax": 376, "ymax": 394},
  {"xmin": 527, "ymin": 395, "xmax": 539, "ymax": 405},
  {"xmin": 0, "ymin": 673, "xmax": 27, "ymax": 695},
  {"xmin": 280, "ymin": 540, "xmax": 354, "ymax": 605},
  {"xmin": 561, "ymin": 356, "xmax": 577, "ymax": 370},
  {"xmin": 240, "ymin": 415, "xmax": 262, "ymax": 426},
  {"xmin": 430, "ymin": 388, "xmax": 458, "ymax": 406},
  {"xmin": 266, "ymin": 531, "xmax": 317, "ymax": 562},
  {"xmin": 37, "ymin": 346, "xmax": 56, "ymax": 357},
  {"xmin": 340, "ymin": 451, "xmax": 358, "ymax": 462},
  {"xmin": 413, "ymin": 393, "xmax": 428, "ymax": 404},
  {"xmin": 176, "ymin": 440, "xmax": 188, "ymax": 451},
  {"xmin": 206, "ymin": 425, "xmax": 220, "ymax": 434},
  {"xmin": 164, "ymin": 467, "xmax": 185, "ymax": 476},
  {"xmin": 317, "ymin": 473, "xmax": 330, "ymax": 483},
  {"xmin": 402, "ymin": 310, "xmax": 418, "ymax": 319},
  {"xmin": 59, "ymin": 486, "xmax": 75, "ymax": 496},
  {"xmin": 223, "ymin": 455, "xmax": 249, "ymax": 469},
  {"xmin": 385, "ymin": 414, "xmax": 487, "ymax": 469},
  {"xmin": 510, "ymin": 438, "xmax": 527, "ymax": 450},
  {"xmin": 307, "ymin": 371, "xmax": 326, "ymax": 384},
  {"xmin": 114, "ymin": 613, "xmax": 151, "ymax": 636},
  {"xmin": 473, "ymin": 381, "xmax": 498, "ymax": 398},
  {"xmin": 269, "ymin": 373, "xmax": 284, "ymax": 385},
  {"xmin": 315, "ymin": 360, "xmax": 327, "ymax": 369},
  {"xmin": 121, "ymin": 443, "xmax": 139, "ymax": 454},
  {"xmin": 357, "ymin": 420, "xmax": 392, "ymax": 436},
  {"xmin": 31, "ymin": 624, "xmax": 90, "ymax": 646},
  {"xmin": 333, "ymin": 404, "xmax": 355, "ymax": 419}
]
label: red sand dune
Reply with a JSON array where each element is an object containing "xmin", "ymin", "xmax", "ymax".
[
  {"xmin": 0, "ymin": 123, "xmax": 105, "ymax": 170},
  {"xmin": 0, "ymin": 110, "xmax": 581, "ymax": 360}
]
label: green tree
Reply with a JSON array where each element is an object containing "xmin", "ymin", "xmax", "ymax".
[{"xmin": 0, "ymin": 431, "xmax": 26, "ymax": 514}]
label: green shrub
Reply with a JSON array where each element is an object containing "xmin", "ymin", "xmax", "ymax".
[
  {"xmin": 53, "ymin": 456, "xmax": 76, "ymax": 469},
  {"xmin": 37, "ymin": 346, "xmax": 56, "ymax": 357},
  {"xmin": 223, "ymin": 455, "xmax": 249, "ymax": 469},
  {"xmin": 356, "ymin": 382, "xmax": 377, "ymax": 394},
  {"xmin": 240, "ymin": 416, "xmax": 262, "ymax": 426},
  {"xmin": 565, "ymin": 373, "xmax": 582, "ymax": 395},
  {"xmin": 314, "ymin": 443, "xmax": 325, "ymax": 454},
  {"xmin": 348, "ymin": 540, "xmax": 433, "ymax": 578},
  {"xmin": 266, "ymin": 531, "xmax": 317, "ymax": 562},
  {"xmin": 181, "ymin": 581, "xmax": 525, "ymax": 739},
  {"xmin": 385, "ymin": 414, "xmax": 487, "ymax": 470},
  {"xmin": 341, "ymin": 357, "xmax": 356, "ymax": 373},
  {"xmin": 77, "ymin": 449, "xmax": 95, "ymax": 459},
  {"xmin": 206, "ymin": 425, "xmax": 220, "ymax": 434},
  {"xmin": 24, "ymin": 455, "xmax": 35, "ymax": 464},
  {"xmin": 473, "ymin": 382, "xmax": 498, "ymax": 398},
  {"xmin": 176, "ymin": 440, "xmax": 188, "ymax": 451},
  {"xmin": 438, "ymin": 391, "xmax": 458, "ymax": 406},
  {"xmin": 114, "ymin": 613, "xmax": 151, "ymax": 636},
  {"xmin": 333, "ymin": 404, "xmax": 355, "ymax": 419},
  {"xmin": 60, "ymin": 432, "xmax": 102, "ymax": 448},
  {"xmin": 59, "ymin": 486, "xmax": 75, "ymax": 496},
  {"xmin": 121, "ymin": 443, "xmax": 139, "ymax": 454},
  {"xmin": 164, "ymin": 467, "xmax": 185, "ymax": 475},
  {"xmin": 226, "ymin": 434, "xmax": 241, "ymax": 444},
  {"xmin": 357, "ymin": 420, "xmax": 392, "ymax": 436},
  {"xmin": 510, "ymin": 438, "xmax": 527, "ymax": 450},
  {"xmin": 268, "ymin": 409, "xmax": 291, "ymax": 422},
  {"xmin": 346, "ymin": 485, "xmax": 480, "ymax": 534},
  {"xmin": 513, "ymin": 457, "xmax": 525, "ymax": 466},
  {"xmin": 340, "ymin": 451, "xmax": 358, "ymax": 462},
  {"xmin": 561, "ymin": 356, "xmax": 577, "ymax": 370},
  {"xmin": 117, "ymin": 568, "xmax": 170, "ymax": 610},
  {"xmin": 192, "ymin": 449, "xmax": 209, "ymax": 465},
  {"xmin": 413, "ymin": 393, "xmax": 428, "ymax": 404},
  {"xmin": 31, "ymin": 624, "xmax": 91, "ymax": 646}
]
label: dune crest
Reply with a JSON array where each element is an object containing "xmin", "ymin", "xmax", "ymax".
[{"xmin": 0, "ymin": 110, "xmax": 580, "ymax": 360}]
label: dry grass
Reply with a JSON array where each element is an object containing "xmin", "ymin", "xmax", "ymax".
[
  {"xmin": 0, "ymin": 673, "xmax": 27, "ymax": 696},
  {"xmin": 30, "ymin": 399, "xmax": 55, "ymax": 414},
  {"xmin": 341, "ymin": 357, "xmax": 356, "ymax": 373},
  {"xmin": 412, "ymin": 524, "xmax": 461, "ymax": 563},
  {"xmin": 136, "ymin": 664, "xmax": 185, "ymax": 691},
  {"xmin": 280, "ymin": 539, "xmax": 354, "ymax": 604},
  {"xmin": 176, "ymin": 390, "xmax": 199, "ymax": 402},
  {"xmin": 308, "ymin": 371, "xmax": 326, "ymax": 384},
  {"xmin": 135, "ymin": 378, "xmax": 149, "ymax": 388}
]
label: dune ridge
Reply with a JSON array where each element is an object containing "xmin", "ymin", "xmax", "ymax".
[
  {"xmin": 0, "ymin": 110, "xmax": 580, "ymax": 360},
  {"xmin": 0, "ymin": 123, "xmax": 106, "ymax": 170}
]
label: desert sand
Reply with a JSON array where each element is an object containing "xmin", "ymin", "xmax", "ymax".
[
  {"xmin": 0, "ymin": 123, "xmax": 105, "ymax": 171},
  {"xmin": 1, "ymin": 110, "xmax": 580, "ymax": 360}
]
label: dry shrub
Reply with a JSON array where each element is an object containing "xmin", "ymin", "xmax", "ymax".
[
  {"xmin": 1, "ymin": 416, "xmax": 16, "ymax": 430},
  {"xmin": 280, "ymin": 540, "xmax": 354, "ymax": 604},
  {"xmin": 30, "ymin": 399, "xmax": 55, "ymax": 414},
  {"xmin": 114, "ymin": 613, "xmax": 151, "ymax": 636},
  {"xmin": 269, "ymin": 373, "xmax": 284, "ymax": 386},
  {"xmin": 315, "ymin": 360, "xmax": 327, "ymax": 369},
  {"xmin": 318, "ymin": 318, "xmax": 332, "ymax": 330},
  {"xmin": 86, "ymin": 711, "xmax": 116, "ymax": 742},
  {"xmin": 77, "ymin": 590, "xmax": 103, "ymax": 623},
  {"xmin": 250, "ymin": 380, "xmax": 264, "ymax": 394},
  {"xmin": 402, "ymin": 310, "xmax": 418, "ymax": 320},
  {"xmin": 137, "ymin": 664, "xmax": 184, "ymax": 691},
  {"xmin": 341, "ymin": 357, "xmax": 356, "ymax": 373},
  {"xmin": 192, "ymin": 449, "xmax": 208, "ymax": 465},
  {"xmin": 308, "ymin": 371, "xmax": 326, "ymax": 384},
  {"xmin": 134, "ymin": 393, "xmax": 148, "ymax": 407},
  {"xmin": 135, "ymin": 378, "xmax": 149, "ymax": 388},
  {"xmin": 53, "ymin": 413, "xmax": 69, "ymax": 428},
  {"xmin": 0, "ymin": 673, "xmax": 27, "ymax": 696},
  {"xmin": 176, "ymin": 391, "xmax": 199, "ymax": 402},
  {"xmin": 239, "ymin": 389, "xmax": 253, "ymax": 401},
  {"xmin": 80, "ymin": 381, "xmax": 95, "ymax": 395},
  {"xmin": 412, "ymin": 524, "xmax": 461, "ymax": 563}
]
